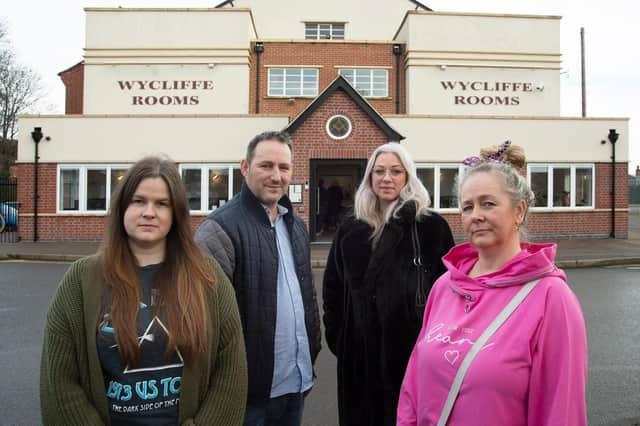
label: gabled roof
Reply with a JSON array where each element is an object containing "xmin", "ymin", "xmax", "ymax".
[
  {"xmin": 215, "ymin": 0, "xmax": 235, "ymax": 8},
  {"xmin": 410, "ymin": 0, "xmax": 433, "ymax": 11},
  {"xmin": 214, "ymin": 0, "xmax": 432, "ymax": 11},
  {"xmin": 57, "ymin": 61, "xmax": 84, "ymax": 77},
  {"xmin": 284, "ymin": 74, "xmax": 404, "ymax": 141}
]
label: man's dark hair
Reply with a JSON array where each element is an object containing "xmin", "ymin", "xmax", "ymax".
[{"xmin": 246, "ymin": 130, "xmax": 293, "ymax": 164}]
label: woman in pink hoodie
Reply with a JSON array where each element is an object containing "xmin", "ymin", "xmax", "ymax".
[{"xmin": 397, "ymin": 142, "xmax": 588, "ymax": 426}]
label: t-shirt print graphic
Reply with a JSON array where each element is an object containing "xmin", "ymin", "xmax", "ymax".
[{"xmin": 98, "ymin": 300, "xmax": 184, "ymax": 425}]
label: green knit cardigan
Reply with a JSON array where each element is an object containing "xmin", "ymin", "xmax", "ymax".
[{"xmin": 40, "ymin": 254, "xmax": 248, "ymax": 425}]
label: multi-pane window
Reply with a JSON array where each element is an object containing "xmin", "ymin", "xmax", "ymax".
[
  {"xmin": 268, "ymin": 68, "xmax": 319, "ymax": 97},
  {"xmin": 339, "ymin": 68, "xmax": 388, "ymax": 97},
  {"xmin": 416, "ymin": 165, "xmax": 463, "ymax": 210},
  {"xmin": 527, "ymin": 164, "xmax": 594, "ymax": 209},
  {"xmin": 58, "ymin": 165, "xmax": 129, "ymax": 212},
  {"xmin": 59, "ymin": 169, "xmax": 80, "ymax": 211},
  {"xmin": 305, "ymin": 23, "xmax": 345, "ymax": 40},
  {"xmin": 180, "ymin": 164, "xmax": 243, "ymax": 211}
]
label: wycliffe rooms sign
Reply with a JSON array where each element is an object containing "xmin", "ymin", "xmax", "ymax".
[
  {"xmin": 440, "ymin": 80, "xmax": 541, "ymax": 106},
  {"xmin": 117, "ymin": 80, "xmax": 214, "ymax": 106}
]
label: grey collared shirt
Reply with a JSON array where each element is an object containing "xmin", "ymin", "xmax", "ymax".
[{"xmin": 263, "ymin": 204, "xmax": 313, "ymax": 398}]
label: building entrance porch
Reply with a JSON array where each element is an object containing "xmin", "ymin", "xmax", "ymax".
[{"xmin": 309, "ymin": 159, "xmax": 366, "ymax": 243}]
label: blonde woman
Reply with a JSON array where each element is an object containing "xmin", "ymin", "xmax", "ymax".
[
  {"xmin": 323, "ymin": 143, "xmax": 454, "ymax": 426},
  {"xmin": 397, "ymin": 142, "xmax": 587, "ymax": 425}
]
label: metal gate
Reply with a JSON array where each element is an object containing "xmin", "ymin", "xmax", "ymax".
[{"xmin": 0, "ymin": 177, "xmax": 18, "ymax": 243}]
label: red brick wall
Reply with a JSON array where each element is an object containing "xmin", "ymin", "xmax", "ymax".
[
  {"xmin": 59, "ymin": 62, "xmax": 84, "ymax": 115},
  {"xmin": 289, "ymin": 88, "xmax": 397, "ymax": 226},
  {"xmin": 439, "ymin": 162, "xmax": 630, "ymax": 240},
  {"xmin": 14, "ymin": 156, "xmax": 630, "ymax": 241},
  {"xmin": 595, "ymin": 162, "xmax": 628, "ymax": 209},
  {"xmin": 250, "ymin": 42, "xmax": 404, "ymax": 117}
]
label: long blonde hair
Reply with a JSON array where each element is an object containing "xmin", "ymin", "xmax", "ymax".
[{"xmin": 354, "ymin": 143, "xmax": 431, "ymax": 243}]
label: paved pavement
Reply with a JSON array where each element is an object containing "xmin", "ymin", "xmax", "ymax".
[
  {"xmin": 1, "ymin": 207, "xmax": 639, "ymax": 268},
  {"xmin": 1, "ymin": 234, "xmax": 639, "ymax": 268}
]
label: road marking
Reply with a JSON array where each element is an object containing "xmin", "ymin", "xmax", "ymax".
[{"xmin": 603, "ymin": 264, "xmax": 640, "ymax": 270}]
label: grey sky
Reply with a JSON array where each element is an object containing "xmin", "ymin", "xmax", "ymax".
[{"xmin": 4, "ymin": 0, "xmax": 637, "ymax": 173}]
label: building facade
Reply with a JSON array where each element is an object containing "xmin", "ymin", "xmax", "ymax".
[{"xmin": 17, "ymin": 0, "xmax": 630, "ymax": 241}]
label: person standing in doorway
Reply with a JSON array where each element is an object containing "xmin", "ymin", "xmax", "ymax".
[
  {"xmin": 327, "ymin": 180, "xmax": 344, "ymax": 230},
  {"xmin": 317, "ymin": 178, "xmax": 329, "ymax": 236},
  {"xmin": 195, "ymin": 130, "xmax": 322, "ymax": 426}
]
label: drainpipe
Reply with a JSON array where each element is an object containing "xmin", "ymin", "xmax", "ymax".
[
  {"xmin": 392, "ymin": 44, "xmax": 403, "ymax": 114},
  {"xmin": 254, "ymin": 42, "xmax": 264, "ymax": 113},
  {"xmin": 601, "ymin": 129, "xmax": 619, "ymax": 238}
]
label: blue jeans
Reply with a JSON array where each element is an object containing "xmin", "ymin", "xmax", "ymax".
[{"xmin": 243, "ymin": 393, "xmax": 304, "ymax": 426}]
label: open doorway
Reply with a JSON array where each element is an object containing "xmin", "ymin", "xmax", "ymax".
[{"xmin": 310, "ymin": 159, "xmax": 367, "ymax": 243}]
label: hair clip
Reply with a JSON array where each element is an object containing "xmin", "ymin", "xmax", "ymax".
[
  {"xmin": 462, "ymin": 140, "xmax": 512, "ymax": 166},
  {"xmin": 462, "ymin": 156, "xmax": 483, "ymax": 167},
  {"xmin": 487, "ymin": 140, "xmax": 511, "ymax": 161}
]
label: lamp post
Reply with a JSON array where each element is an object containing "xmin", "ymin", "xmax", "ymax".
[
  {"xmin": 30, "ymin": 127, "xmax": 43, "ymax": 242},
  {"xmin": 601, "ymin": 128, "xmax": 619, "ymax": 238}
]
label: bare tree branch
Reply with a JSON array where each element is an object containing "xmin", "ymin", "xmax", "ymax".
[{"xmin": 0, "ymin": 19, "xmax": 44, "ymax": 143}]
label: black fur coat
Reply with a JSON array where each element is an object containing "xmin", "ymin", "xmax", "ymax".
[{"xmin": 323, "ymin": 202, "xmax": 454, "ymax": 426}]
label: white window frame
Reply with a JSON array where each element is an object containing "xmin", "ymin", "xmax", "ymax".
[
  {"xmin": 56, "ymin": 164, "xmax": 129, "ymax": 214},
  {"xmin": 267, "ymin": 67, "xmax": 319, "ymax": 97},
  {"xmin": 527, "ymin": 163, "xmax": 595, "ymax": 210},
  {"xmin": 305, "ymin": 22, "xmax": 345, "ymax": 40},
  {"xmin": 339, "ymin": 68, "xmax": 389, "ymax": 97},
  {"xmin": 179, "ymin": 164, "xmax": 242, "ymax": 212},
  {"xmin": 416, "ymin": 164, "xmax": 464, "ymax": 212}
]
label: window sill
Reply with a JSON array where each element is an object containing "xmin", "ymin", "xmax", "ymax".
[
  {"xmin": 55, "ymin": 211, "xmax": 108, "ymax": 216},
  {"xmin": 530, "ymin": 207, "xmax": 595, "ymax": 212},
  {"xmin": 264, "ymin": 95, "xmax": 318, "ymax": 99}
]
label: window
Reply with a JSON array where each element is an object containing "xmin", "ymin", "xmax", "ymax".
[
  {"xmin": 180, "ymin": 164, "xmax": 243, "ymax": 211},
  {"xmin": 416, "ymin": 164, "xmax": 463, "ymax": 210},
  {"xmin": 268, "ymin": 68, "xmax": 319, "ymax": 97},
  {"xmin": 87, "ymin": 169, "xmax": 107, "ymax": 210},
  {"xmin": 59, "ymin": 169, "xmax": 80, "ymax": 211},
  {"xmin": 305, "ymin": 23, "xmax": 345, "ymax": 40},
  {"xmin": 527, "ymin": 164, "xmax": 594, "ymax": 209},
  {"xmin": 58, "ymin": 165, "xmax": 129, "ymax": 212},
  {"xmin": 110, "ymin": 169, "xmax": 128, "ymax": 194},
  {"xmin": 339, "ymin": 68, "xmax": 388, "ymax": 97},
  {"xmin": 326, "ymin": 115, "xmax": 352, "ymax": 140}
]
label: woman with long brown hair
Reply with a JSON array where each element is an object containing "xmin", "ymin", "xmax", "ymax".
[{"xmin": 40, "ymin": 156, "xmax": 247, "ymax": 425}]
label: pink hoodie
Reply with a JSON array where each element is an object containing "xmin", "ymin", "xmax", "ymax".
[{"xmin": 397, "ymin": 242, "xmax": 587, "ymax": 426}]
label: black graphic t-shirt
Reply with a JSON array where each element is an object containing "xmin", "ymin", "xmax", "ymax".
[{"xmin": 97, "ymin": 263, "xmax": 183, "ymax": 425}]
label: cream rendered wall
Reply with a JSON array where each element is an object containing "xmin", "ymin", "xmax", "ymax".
[
  {"xmin": 224, "ymin": 0, "xmax": 415, "ymax": 40},
  {"xmin": 83, "ymin": 64, "xmax": 250, "ymax": 114},
  {"xmin": 396, "ymin": 12, "xmax": 561, "ymax": 116},
  {"xmin": 83, "ymin": 9, "xmax": 255, "ymax": 114},
  {"xmin": 17, "ymin": 115, "xmax": 288, "ymax": 163},
  {"xmin": 399, "ymin": 12, "xmax": 560, "ymax": 53},
  {"xmin": 385, "ymin": 116, "xmax": 629, "ymax": 163},
  {"xmin": 405, "ymin": 67, "xmax": 559, "ymax": 116},
  {"xmin": 85, "ymin": 9, "xmax": 256, "ymax": 48}
]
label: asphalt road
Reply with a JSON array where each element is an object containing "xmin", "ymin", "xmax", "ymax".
[{"xmin": 0, "ymin": 261, "xmax": 638, "ymax": 426}]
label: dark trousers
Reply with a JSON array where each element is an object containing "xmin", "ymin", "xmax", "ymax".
[{"xmin": 244, "ymin": 393, "xmax": 304, "ymax": 426}]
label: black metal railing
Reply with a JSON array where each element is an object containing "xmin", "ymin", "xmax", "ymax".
[{"xmin": 0, "ymin": 177, "xmax": 19, "ymax": 243}]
